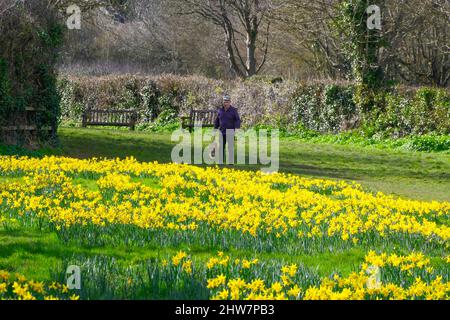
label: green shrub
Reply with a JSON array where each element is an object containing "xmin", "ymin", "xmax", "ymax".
[
  {"xmin": 289, "ymin": 131, "xmax": 450, "ymax": 153},
  {"xmin": 290, "ymin": 84, "xmax": 323, "ymax": 131},
  {"xmin": 321, "ymin": 84, "xmax": 356, "ymax": 133},
  {"xmin": 401, "ymin": 134, "xmax": 450, "ymax": 152},
  {"xmin": 0, "ymin": 1, "xmax": 63, "ymax": 146},
  {"xmin": 361, "ymin": 87, "xmax": 450, "ymax": 138},
  {"xmin": 291, "ymin": 83, "xmax": 357, "ymax": 134},
  {"xmin": 0, "ymin": 59, "xmax": 12, "ymax": 121},
  {"xmin": 118, "ymin": 78, "xmax": 142, "ymax": 110},
  {"xmin": 410, "ymin": 88, "xmax": 450, "ymax": 135},
  {"xmin": 58, "ymin": 78, "xmax": 85, "ymax": 124},
  {"xmin": 141, "ymin": 80, "xmax": 160, "ymax": 121}
]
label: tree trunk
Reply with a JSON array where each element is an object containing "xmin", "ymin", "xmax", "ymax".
[{"xmin": 246, "ymin": 32, "xmax": 257, "ymax": 77}]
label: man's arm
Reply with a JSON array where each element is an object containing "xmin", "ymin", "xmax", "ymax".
[
  {"xmin": 214, "ymin": 111, "xmax": 220, "ymax": 129},
  {"xmin": 234, "ymin": 108, "xmax": 241, "ymax": 129}
]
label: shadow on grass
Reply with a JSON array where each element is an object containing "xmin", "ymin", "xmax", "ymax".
[
  {"xmin": 58, "ymin": 129, "xmax": 174, "ymax": 163},
  {"xmin": 58, "ymin": 128, "xmax": 449, "ymax": 180},
  {"xmin": 1, "ymin": 127, "xmax": 444, "ymax": 201}
]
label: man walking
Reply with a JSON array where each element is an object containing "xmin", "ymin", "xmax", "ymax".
[{"xmin": 213, "ymin": 95, "xmax": 241, "ymax": 164}]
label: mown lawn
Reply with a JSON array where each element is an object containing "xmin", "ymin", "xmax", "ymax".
[
  {"xmin": 54, "ymin": 127, "xmax": 450, "ymax": 202},
  {"xmin": 0, "ymin": 227, "xmax": 367, "ymax": 282},
  {"xmin": 0, "ymin": 127, "xmax": 448, "ymax": 296}
]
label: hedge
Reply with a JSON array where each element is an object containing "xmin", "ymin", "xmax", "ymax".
[{"xmin": 57, "ymin": 74, "xmax": 449, "ymax": 137}]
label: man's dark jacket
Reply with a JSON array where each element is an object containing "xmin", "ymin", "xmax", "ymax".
[{"xmin": 214, "ymin": 106, "xmax": 241, "ymax": 134}]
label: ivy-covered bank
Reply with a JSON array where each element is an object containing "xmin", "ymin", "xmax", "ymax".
[
  {"xmin": 58, "ymin": 75, "xmax": 449, "ymax": 138},
  {"xmin": 0, "ymin": 1, "xmax": 63, "ymax": 147}
]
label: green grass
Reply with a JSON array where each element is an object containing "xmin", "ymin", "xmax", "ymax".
[
  {"xmin": 0, "ymin": 127, "xmax": 448, "ymax": 293},
  {"xmin": 0, "ymin": 226, "xmax": 367, "ymax": 281},
  {"xmin": 278, "ymin": 129, "xmax": 450, "ymax": 153},
  {"xmin": 49, "ymin": 127, "xmax": 450, "ymax": 202}
]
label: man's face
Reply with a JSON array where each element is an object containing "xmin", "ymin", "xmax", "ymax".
[{"xmin": 223, "ymin": 100, "xmax": 231, "ymax": 109}]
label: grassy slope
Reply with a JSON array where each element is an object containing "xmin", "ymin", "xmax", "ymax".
[
  {"xmin": 56, "ymin": 127, "xmax": 450, "ymax": 201},
  {"xmin": 0, "ymin": 228, "xmax": 366, "ymax": 282},
  {"xmin": 0, "ymin": 127, "xmax": 448, "ymax": 286}
]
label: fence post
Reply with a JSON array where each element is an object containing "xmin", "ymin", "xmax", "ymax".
[
  {"xmin": 82, "ymin": 110, "xmax": 87, "ymax": 128},
  {"xmin": 130, "ymin": 111, "xmax": 137, "ymax": 131}
]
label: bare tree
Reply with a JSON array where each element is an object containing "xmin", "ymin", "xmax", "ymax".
[
  {"xmin": 270, "ymin": 1, "xmax": 353, "ymax": 79},
  {"xmin": 175, "ymin": 0, "xmax": 274, "ymax": 78},
  {"xmin": 385, "ymin": 0, "xmax": 450, "ymax": 86},
  {"xmin": 271, "ymin": 0, "xmax": 449, "ymax": 86},
  {"xmin": 0, "ymin": 0, "xmax": 18, "ymax": 16}
]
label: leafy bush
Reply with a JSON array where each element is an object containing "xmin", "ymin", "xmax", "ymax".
[
  {"xmin": 290, "ymin": 83, "xmax": 357, "ymax": 133},
  {"xmin": 282, "ymin": 129, "xmax": 450, "ymax": 153},
  {"xmin": 322, "ymin": 84, "xmax": 357, "ymax": 132},
  {"xmin": 141, "ymin": 80, "xmax": 160, "ymax": 121},
  {"xmin": 364, "ymin": 87, "xmax": 450, "ymax": 137},
  {"xmin": 136, "ymin": 108, "xmax": 180, "ymax": 132},
  {"xmin": 290, "ymin": 84, "xmax": 322, "ymax": 131},
  {"xmin": 0, "ymin": 59, "xmax": 12, "ymax": 114},
  {"xmin": 400, "ymin": 134, "xmax": 450, "ymax": 152},
  {"xmin": 0, "ymin": 1, "xmax": 63, "ymax": 146}
]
